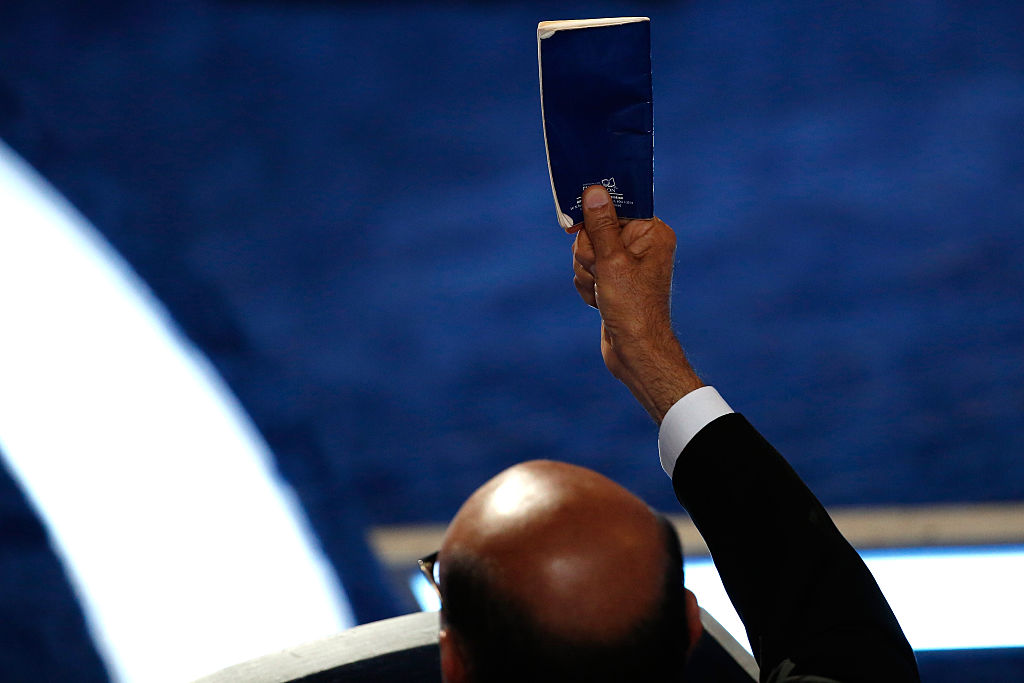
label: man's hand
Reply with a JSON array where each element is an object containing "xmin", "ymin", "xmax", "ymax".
[{"xmin": 571, "ymin": 185, "xmax": 703, "ymax": 422}]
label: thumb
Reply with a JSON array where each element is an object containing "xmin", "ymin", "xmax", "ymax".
[{"xmin": 582, "ymin": 185, "xmax": 623, "ymax": 260}]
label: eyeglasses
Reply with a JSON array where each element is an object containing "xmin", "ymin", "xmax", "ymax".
[{"xmin": 418, "ymin": 550, "xmax": 441, "ymax": 598}]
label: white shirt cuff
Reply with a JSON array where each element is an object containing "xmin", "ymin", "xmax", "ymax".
[{"xmin": 658, "ymin": 386, "xmax": 734, "ymax": 477}]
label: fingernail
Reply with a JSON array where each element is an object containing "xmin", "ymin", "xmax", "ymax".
[{"xmin": 583, "ymin": 185, "xmax": 609, "ymax": 209}]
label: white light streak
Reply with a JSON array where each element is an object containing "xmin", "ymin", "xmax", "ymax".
[
  {"xmin": 684, "ymin": 547, "xmax": 1024, "ymax": 654},
  {"xmin": 0, "ymin": 141, "xmax": 354, "ymax": 682}
]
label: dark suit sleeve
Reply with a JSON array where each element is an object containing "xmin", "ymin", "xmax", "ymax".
[{"xmin": 672, "ymin": 413, "xmax": 919, "ymax": 683}]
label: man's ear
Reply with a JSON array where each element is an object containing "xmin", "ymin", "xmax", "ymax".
[
  {"xmin": 684, "ymin": 588, "xmax": 703, "ymax": 655},
  {"xmin": 439, "ymin": 627, "xmax": 467, "ymax": 683}
]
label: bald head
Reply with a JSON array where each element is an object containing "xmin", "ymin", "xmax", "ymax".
[{"xmin": 439, "ymin": 460, "xmax": 669, "ymax": 642}]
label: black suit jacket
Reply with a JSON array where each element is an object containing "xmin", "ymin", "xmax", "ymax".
[{"xmin": 673, "ymin": 413, "xmax": 920, "ymax": 683}]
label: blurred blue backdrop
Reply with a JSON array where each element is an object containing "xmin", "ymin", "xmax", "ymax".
[{"xmin": 0, "ymin": 0, "xmax": 1022, "ymax": 680}]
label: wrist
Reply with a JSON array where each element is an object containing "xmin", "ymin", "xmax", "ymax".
[{"xmin": 619, "ymin": 334, "xmax": 703, "ymax": 423}]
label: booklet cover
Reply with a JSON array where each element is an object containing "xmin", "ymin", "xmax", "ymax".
[{"xmin": 538, "ymin": 17, "xmax": 653, "ymax": 229}]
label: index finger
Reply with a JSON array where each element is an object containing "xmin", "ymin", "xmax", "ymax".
[{"xmin": 582, "ymin": 185, "xmax": 624, "ymax": 260}]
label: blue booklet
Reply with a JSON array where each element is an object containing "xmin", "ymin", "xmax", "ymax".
[{"xmin": 538, "ymin": 17, "xmax": 653, "ymax": 229}]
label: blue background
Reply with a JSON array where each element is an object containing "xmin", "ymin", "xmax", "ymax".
[{"xmin": 1, "ymin": 1, "xmax": 1022, "ymax": 679}]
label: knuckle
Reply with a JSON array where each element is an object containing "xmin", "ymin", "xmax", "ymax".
[
  {"xmin": 573, "ymin": 238, "xmax": 594, "ymax": 262},
  {"xmin": 573, "ymin": 252, "xmax": 591, "ymax": 272},
  {"xmin": 656, "ymin": 219, "xmax": 676, "ymax": 245},
  {"xmin": 587, "ymin": 214, "xmax": 619, "ymax": 233}
]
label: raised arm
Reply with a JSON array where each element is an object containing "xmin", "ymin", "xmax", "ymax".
[
  {"xmin": 569, "ymin": 185, "xmax": 701, "ymax": 421},
  {"xmin": 570, "ymin": 185, "xmax": 919, "ymax": 682}
]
